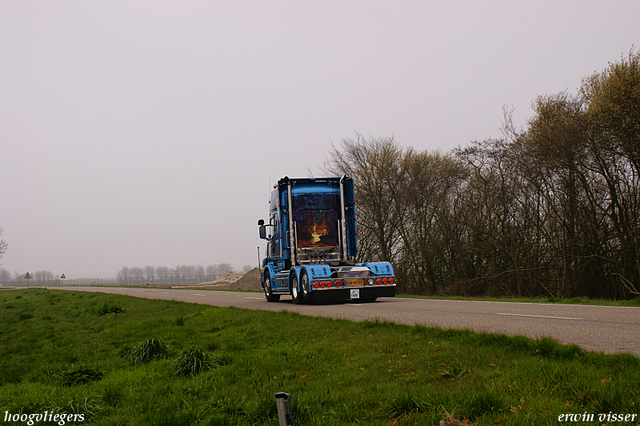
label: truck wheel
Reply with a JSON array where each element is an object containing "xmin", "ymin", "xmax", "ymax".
[
  {"xmin": 291, "ymin": 274, "xmax": 303, "ymax": 304},
  {"xmin": 301, "ymin": 271, "xmax": 313, "ymax": 303},
  {"xmin": 264, "ymin": 274, "xmax": 280, "ymax": 302}
]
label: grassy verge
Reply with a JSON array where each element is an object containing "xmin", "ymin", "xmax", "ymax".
[
  {"xmin": 398, "ymin": 294, "xmax": 640, "ymax": 307},
  {"xmin": 1, "ymin": 289, "xmax": 638, "ymax": 425}
]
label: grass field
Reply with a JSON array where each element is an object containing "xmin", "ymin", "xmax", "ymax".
[
  {"xmin": 398, "ymin": 294, "xmax": 640, "ymax": 307},
  {"xmin": 1, "ymin": 289, "xmax": 638, "ymax": 425}
]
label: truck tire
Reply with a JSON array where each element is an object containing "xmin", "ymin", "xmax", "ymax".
[
  {"xmin": 301, "ymin": 271, "xmax": 314, "ymax": 304},
  {"xmin": 291, "ymin": 274, "xmax": 303, "ymax": 304},
  {"xmin": 263, "ymin": 274, "xmax": 280, "ymax": 302}
]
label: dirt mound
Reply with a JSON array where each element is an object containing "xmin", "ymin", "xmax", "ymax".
[
  {"xmin": 171, "ymin": 268, "xmax": 262, "ymax": 291},
  {"xmin": 225, "ymin": 268, "xmax": 262, "ymax": 291},
  {"xmin": 212, "ymin": 271, "xmax": 242, "ymax": 283}
]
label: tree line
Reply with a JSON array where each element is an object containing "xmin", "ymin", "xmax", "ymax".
[
  {"xmin": 327, "ymin": 50, "xmax": 639, "ymax": 299},
  {"xmin": 115, "ymin": 263, "xmax": 252, "ymax": 284},
  {"xmin": 0, "ymin": 264, "xmax": 252, "ymax": 285},
  {"xmin": 0, "ymin": 269, "xmax": 57, "ymax": 284}
]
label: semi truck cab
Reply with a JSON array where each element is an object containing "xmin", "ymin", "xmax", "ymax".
[{"xmin": 257, "ymin": 176, "xmax": 396, "ymax": 304}]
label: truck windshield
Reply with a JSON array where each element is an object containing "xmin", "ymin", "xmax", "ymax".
[{"xmin": 293, "ymin": 193, "xmax": 339, "ymax": 248}]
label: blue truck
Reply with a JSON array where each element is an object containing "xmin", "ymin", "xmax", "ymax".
[{"xmin": 257, "ymin": 176, "xmax": 396, "ymax": 304}]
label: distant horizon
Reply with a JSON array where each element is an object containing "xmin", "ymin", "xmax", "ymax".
[{"xmin": 1, "ymin": 263, "xmax": 256, "ymax": 281}]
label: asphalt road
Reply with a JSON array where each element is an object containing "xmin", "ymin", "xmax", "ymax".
[{"xmin": 52, "ymin": 286, "xmax": 639, "ymax": 356}]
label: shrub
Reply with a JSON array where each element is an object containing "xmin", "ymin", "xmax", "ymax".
[
  {"xmin": 125, "ymin": 338, "xmax": 170, "ymax": 365},
  {"xmin": 61, "ymin": 365, "xmax": 104, "ymax": 386},
  {"xmin": 18, "ymin": 312, "xmax": 33, "ymax": 321},
  {"xmin": 172, "ymin": 348, "xmax": 212, "ymax": 376},
  {"xmin": 97, "ymin": 303, "xmax": 125, "ymax": 316}
]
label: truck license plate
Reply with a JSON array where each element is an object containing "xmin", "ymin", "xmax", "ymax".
[
  {"xmin": 350, "ymin": 289, "xmax": 360, "ymax": 299},
  {"xmin": 350, "ymin": 280, "xmax": 364, "ymax": 286}
]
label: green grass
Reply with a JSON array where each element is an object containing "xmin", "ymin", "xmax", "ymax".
[
  {"xmin": 1, "ymin": 289, "xmax": 638, "ymax": 425},
  {"xmin": 398, "ymin": 294, "xmax": 640, "ymax": 307}
]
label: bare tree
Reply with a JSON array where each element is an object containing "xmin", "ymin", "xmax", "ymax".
[
  {"xmin": 0, "ymin": 227, "xmax": 7, "ymax": 267},
  {"xmin": 217, "ymin": 263, "xmax": 233, "ymax": 275},
  {"xmin": 206, "ymin": 264, "xmax": 219, "ymax": 279},
  {"xmin": 521, "ymin": 92, "xmax": 588, "ymax": 297},
  {"xmin": 579, "ymin": 49, "xmax": 640, "ymax": 297},
  {"xmin": 0, "ymin": 269, "xmax": 12, "ymax": 284},
  {"xmin": 130, "ymin": 267, "xmax": 144, "ymax": 283},
  {"xmin": 196, "ymin": 265, "xmax": 205, "ymax": 277},
  {"xmin": 326, "ymin": 134, "xmax": 405, "ymax": 265},
  {"xmin": 156, "ymin": 266, "xmax": 170, "ymax": 282},
  {"xmin": 395, "ymin": 148, "xmax": 467, "ymax": 294},
  {"xmin": 117, "ymin": 266, "xmax": 131, "ymax": 284},
  {"xmin": 34, "ymin": 270, "xmax": 55, "ymax": 282},
  {"xmin": 144, "ymin": 265, "xmax": 156, "ymax": 281}
]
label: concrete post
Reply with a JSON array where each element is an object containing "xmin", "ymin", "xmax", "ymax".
[{"xmin": 275, "ymin": 392, "xmax": 293, "ymax": 426}]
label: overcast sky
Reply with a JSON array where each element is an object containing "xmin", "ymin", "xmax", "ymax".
[{"xmin": 1, "ymin": 1, "xmax": 637, "ymax": 278}]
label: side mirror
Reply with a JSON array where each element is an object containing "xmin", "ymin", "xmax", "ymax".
[{"xmin": 258, "ymin": 219, "xmax": 267, "ymax": 239}]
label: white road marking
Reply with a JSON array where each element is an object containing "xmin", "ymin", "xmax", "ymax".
[
  {"xmin": 193, "ymin": 293, "xmax": 206, "ymax": 296},
  {"xmin": 161, "ymin": 292, "xmax": 170, "ymax": 294},
  {"xmin": 245, "ymin": 296, "xmax": 264, "ymax": 300},
  {"xmin": 497, "ymin": 313, "xmax": 580, "ymax": 320}
]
